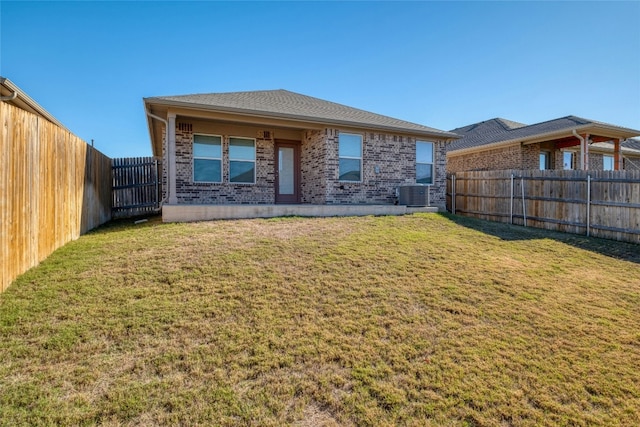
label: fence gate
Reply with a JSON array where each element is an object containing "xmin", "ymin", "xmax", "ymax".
[{"xmin": 112, "ymin": 157, "xmax": 160, "ymax": 218}]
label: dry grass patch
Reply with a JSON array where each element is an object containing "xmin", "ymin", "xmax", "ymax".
[{"xmin": 1, "ymin": 213, "xmax": 639, "ymax": 426}]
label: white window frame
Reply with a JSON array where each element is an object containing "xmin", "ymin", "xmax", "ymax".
[
  {"xmin": 539, "ymin": 151, "xmax": 551, "ymax": 170},
  {"xmin": 563, "ymin": 151, "xmax": 575, "ymax": 170},
  {"xmin": 603, "ymin": 155, "xmax": 614, "ymax": 171},
  {"xmin": 416, "ymin": 141, "xmax": 435, "ymax": 185},
  {"xmin": 193, "ymin": 133, "xmax": 222, "ymax": 183},
  {"xmin": 229, "ymin": 136, "xmax": 256, "ymax": 184},
  {"xmin": 338, "ymin": 132, "xmax": 363, "ymax": 182}
]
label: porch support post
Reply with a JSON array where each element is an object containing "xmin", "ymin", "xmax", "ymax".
[
  {"xmin": 167, "ymin": 112, "xmax": 178, "ymax": 204},
  {"xmin": 614, "ymin": 138, "xmax": 622, "ymax": 170}
]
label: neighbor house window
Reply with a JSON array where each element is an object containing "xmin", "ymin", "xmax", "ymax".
[
  {"xmin": 193, "ymin": 134, "xmax": 222, "ymax": 183},
  {"xmin": 563, "ymin": 151, "xmax": 574, "ymax": 170},
  {"xmin": 416, "ymin": 141, "xmax": 434, "ymax": 184},
  {"xmin": 229, "ymin": 137, "xmax": 256, "ymax": 183},
  {"xmin": 540, "ymin": 151, "xmax": 551, "ymax": 170},
  {"xmin": 603, "ymin": 155, "xmax": 614, "ymax": 171},
  {"xmin": 338, "ymin": 132, "xmax": 362, "ymax": 181}
]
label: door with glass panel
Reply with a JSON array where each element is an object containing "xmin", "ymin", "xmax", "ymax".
[{"xmin": 275, "ymin": 141, "xmax": 300, "ymax": 203}]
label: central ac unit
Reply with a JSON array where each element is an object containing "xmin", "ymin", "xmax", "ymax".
[{"xmin": 397, "ymin": 185, "xmax": 430, "ymax": 207}]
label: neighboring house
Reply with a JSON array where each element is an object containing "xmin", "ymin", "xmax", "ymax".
[
  {"xmin": 447, "ymin": 116, "xmax": 640, "ymax": 173},
  {"xmin": 144, "ymin": 90, "xmax": 458, "ymax": 221}
]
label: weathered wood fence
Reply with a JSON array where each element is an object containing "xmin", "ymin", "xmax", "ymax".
[
  {"xmin": 447, "ymin": 170, "xmax": 640, "ymax": 244},
  {"xmin": 1, "ymin": 102, "xmax": 112, "ymax": 292},
  {"xmin": 112, "ymin": 157, "xmax": 160, "ymax": 218}
]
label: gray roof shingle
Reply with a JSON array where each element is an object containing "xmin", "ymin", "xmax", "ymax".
[
  {"xmin": 448, "ymin": 116, "xmax": 640, "ymax": 152},
  {"xmin": 146, "ymin": 89, "xmax": 457, "ymax": 138}
]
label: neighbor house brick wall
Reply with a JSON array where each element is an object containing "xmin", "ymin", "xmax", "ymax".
[
  {"xmin": 522, "ymin": 143, "xmax": 540, "ymax": 170},
  {"xmin": 447, "ymin": 144, "xmax": 524, "ymax": 173},
  {"xmin": 624, "ymin": 156, "xmax": 640, "ymax": 170}
]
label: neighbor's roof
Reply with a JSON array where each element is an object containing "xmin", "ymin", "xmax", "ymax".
[
  {"xmin": 144, "ymin": 89, "xmax": 458, "ymax": 139},
  {"xmin": 448, "ymin": 115, "xmax": 640, "ymax": 153},
  {"xmin": 0, "ymin": 77, "xmax": 69, "ymax": 131}
]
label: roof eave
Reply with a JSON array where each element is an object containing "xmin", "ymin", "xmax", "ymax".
[{"xmin": 143, "ymin": 97, "xmax": 459, "ymax": 140}]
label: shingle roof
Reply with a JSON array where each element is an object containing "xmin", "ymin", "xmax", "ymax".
[
  {"xmin": 448, "ymin": 118, "xmax": 528, "ymax": 151},
  {"xmin": 145, "ymin": 89, "xmax": 457, "ymax": 138},
  {"xmin": 448, "ymin": 115, "xmax": 640, "ymax": 152}
]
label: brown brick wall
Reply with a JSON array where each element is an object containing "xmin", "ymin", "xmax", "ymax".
[
  {"xmin": 300, "ymin": 129, "xmax": 327, "ymax": 204},
  {"xmin": 169, "ymin": 122, "xmax": 449, "ymax": 206},
  {"xmin": 447, "ymin": 144, "xmax": 524, "ymax": 173},
  {"xmin": 323, "ymin": 130, "xmax": 448, "ymax": 206},
  {"xmin": 173, "ymin": 126, "xmax": 275, "ymax": 204}
]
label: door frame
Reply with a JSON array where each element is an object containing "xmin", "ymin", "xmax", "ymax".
[{"xmin": 274, "ymin": 139, "xmax": 301, "ymax": 204}]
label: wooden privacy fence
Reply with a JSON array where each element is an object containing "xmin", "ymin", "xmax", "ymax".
[
  {"xmin": 112, "ymin": 157, "xmax": 160, "ymax": 218},
  {"xmin": 447, "ymin": 170, "xmax": 640, "ymax": 244},
  {"xmin": 0, "ymin": 102, "xmax": 112, "ymax": 292}
]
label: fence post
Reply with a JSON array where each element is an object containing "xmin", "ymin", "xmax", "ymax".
[
  {"xmin": 586, "ymin": 174, "xmax": 591, "ymax": 237},
  {"xmin": 510, "ymin": 173, "xmax": 514, "ymax": 225},
  {"xmin": 521, "ymin": 177, "xmax": 527, "ymax": 227},
  {"xmin": 452, "ymin": 174, "xmax": 456, "ymax": 215}
]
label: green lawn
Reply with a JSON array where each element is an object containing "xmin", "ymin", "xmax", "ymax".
[{"xmin": 1, "ymin": 213, "xmax": 639, "ymax": 426}]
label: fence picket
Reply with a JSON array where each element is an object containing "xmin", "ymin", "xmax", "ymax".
[
  {"xmin": 111, "ymin": 157, "xmax": 160, "ymax": 218},
  {"xmin": 446, "ymin": 169, "xmax": 640, "ymax": 244}
]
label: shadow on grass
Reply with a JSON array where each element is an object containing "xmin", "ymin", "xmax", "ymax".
[
  {"xmin": 441, "ymin": 212, "xmax": 640, "ymax": 265},
  {"xmin": 84, "ymin": 214, "xmax": 164, "ymax": 235}
]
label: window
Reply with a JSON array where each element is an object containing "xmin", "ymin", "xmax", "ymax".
[
  {"xmin": 338, "ymin": 132, "xmax": 362, "ymax": 181},
  {"xmin": 416, "ymin": 141, "xmax": 434, "ymax": 184},
  {"xmin": 193, "ymin": 134, "xmax": 222, "ymax": 183},
  {"xmin": 603, "ymin": 155, "xmax": 614, "ymax": 171},
  {"xmin": 563, "ymin": 151, "xmax": 574, "ymax": 170},
  {"xmin": 229, "ymin": 137, "xmax": 256, "ymax": 183},
  {"xmin": 539, "ymin": 151, "xmax": 551, "ymax": 170}
]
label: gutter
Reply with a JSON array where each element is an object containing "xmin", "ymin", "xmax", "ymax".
[
  {"xmin": 145, "ymin": 108, "xmax": 169, "ymax": 208},
  {"xmin": 0, "ymin": 91, "xmax": 17, "ymax": 101}
]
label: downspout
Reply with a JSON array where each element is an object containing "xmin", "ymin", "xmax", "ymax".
[
  {"xmin": 572, "ymin": 129, "xmax": 585, "ymax": 170},
  {"xmin": 145, "ymin": 108, "xmax": 169, "ymax": 209},
  {"xmin": 0, "ymin": 91, "xmax": 18, "ymax": 101}
]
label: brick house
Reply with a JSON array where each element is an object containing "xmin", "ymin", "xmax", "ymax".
[
  {"xmin": 144, "ymin": 90, "xmax": 458, "ymax": 221},
  {"xmin": 447, "ymin": 116, "xmax": 640, "ymax": 173}
]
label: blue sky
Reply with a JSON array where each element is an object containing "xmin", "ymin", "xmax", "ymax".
[{"xmin": 1, "ymin": 1, "xmax": 639, "ymax": 158}]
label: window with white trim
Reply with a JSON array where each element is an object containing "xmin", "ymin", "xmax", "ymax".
[
  {"xmin": 540, "ymin": 151, "xmax": 551, "ymax": 170},
  {"xmin": 338, "ymin": 132, "xmax": 362, "ymax": 181},
  {"xmin": 229, "ymin": 137, "xmax": 256, "ymax": 183},
  {"xmin": 193, "ymin": 134, "xmax": 222, "ymax": 183},
  {"xmin": 563, "ymin": 151, "xmax": 574, "ymax": 170},
  {"xmin": 603, "ymin": 155, "xmax": 614, "ymax": 171},
  {"xmin": 416, "ymin": 141, "xmax": 434, "ymax": 184}
]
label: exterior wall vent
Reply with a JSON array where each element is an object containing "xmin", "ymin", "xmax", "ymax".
[
  {"xmin": 397, "ymin": 185, "xmax": 430, "ymax": 207},
  {"xmin": 258, "ymin": 130, "xmax": 272, "ymax": 139},
  {"xmin": 177, "ymin": 123, "xmax": 192, "ymax": 132}
]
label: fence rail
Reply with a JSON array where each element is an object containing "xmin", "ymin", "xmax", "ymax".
[
  {"xmin": 111, "ymin": 157, "xmax": 160, "ymax": 218},
  {"xmin": 447, "ymin": 170, "xmax": 640, "ymax": 244},
  {"xmin": 1, "ymin": 102, "xmax": 112, "ymax": 292}
]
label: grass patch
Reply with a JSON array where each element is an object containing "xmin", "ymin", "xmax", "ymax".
[{"xmin": 1, "ymin": 213, "xmax": 639, "ymax": 426}]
